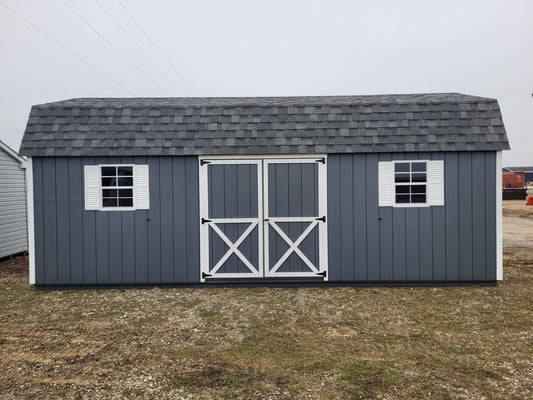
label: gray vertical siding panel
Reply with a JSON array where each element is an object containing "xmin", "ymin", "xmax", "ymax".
[
  {"xmin": 458, "ymin": 153, "xmax": 473, "ymax": 280},
  {"xmin": 353, "ymin": 155, "xmax": 367, "ymax": 280},
  {"xmin": 274, "ymin": 164, "xmax": 289, "ymax": 271},
  {"xmin": 94, "ymin": 157, "xmax": 110, "ymax": 285},
  {"xmin": 42, "ymin": 158, "xmax": 58, "ymax": 285},
  {"xmin": 365, "ymin": 155, "xmax": 380, "ymax": 280},
  {"xmin": 378, "ymin": 154, "xmax": 393, "ymax": 281},
  {"xmin": 327, "ymin": 155, "xmax": 342, "ymax": 281},
  {"xmin": 405, "ymin": 208, "xmax": 420, "ymax": 280},
  {"xmin": 31, "ymin": 151, "xmax": 498, "ymax": 286},
  {"xmin": 68, "ymin": 158, "xmax": 84, "ymax": 284},
  {"xmin": 134, "ymin": 157, "xmax": 149, "ymax": 283},
  {"xmin": 431, "ymin": 153, "xmax": 446, "ymax": 281},
  {"xmin": 55, "ymin": 158, "xmax": 71, "ymax": 284},
  {"xmin": 418, "ymin": 207, "xmax": 433, "ymax": 280},
  {"xmin": 133, "ymin": 209, "xmax": 148, "ymax": 282},
  {"xmin": 339, "ymin": 156, "xmax": 355, "ymax": 280},
  {"xmin": 417, "ymin": 152, "xmax": 433, "ymax": 281},
  {"xmin": 159, "ymin": 157, "xmax": 174, "ymax": 282},
  {"xmin": 392, "ymin": 209, "xmax": 406, "ymax": 280},
  {"xmin": 445, "ymin": 153, "xmax": 460, "ymax": 280},
  {"xmin": 119, "ymin": 157, "xmax": 135, "ymax": 284},
  {"xmin": 238, "ymin": 165, "xmax": 253, "ymax": 273},
  {"xmin": 33, "ymin": 158, "xmax": 45, "ymax": 284},
  {"xmin": 106, "ymin": 156, "xmax": 123, "ymax": 284},
  {"xmin": 289, "ymin": 164, "xmax": 303, "ymax": 272},
  {"xmin": 121, "ymin": 212, "xmax": 135, "ymax": 283},
  {"xmin": 391, "ymin": 153, "xmax": 406, "ymax": 281},
  {"xmin": 223, "ymin": 164, "xmax": 239, "ymax": 273},
  {"xmin": 32, "ymin": 155, "xmax": 202, "ymax": 285},
  {"xmin": 208, "ymin": 164, "xmax": 225, "ymax": 274},
  {"xmin": 485, "ymin": 152, "xmax": 497, "ymax": 280},
  {"xmin": 81, "ymin": 158, "xmax": 97, "ymax": 284},
  {"xmin": 185, "ymin": 157, "xmax": 200, "ymax": 282},
  {"xmin": 95, "ymin": 211, "xmax": 109, "ymax": 284},
  {"xmin": 147, "ymin": 158, "xmax": 161, "ymax": 283},
  {"xmin": 108, "ymin": 211, "xmax": 122, "ymax": 283},
  {"xmin": 173, "ymin": 158, "xmax": 187, "ymax": 281},
  {"xmin": 472, "ymin": 152, "xmax": 487, "ymax": 280}
]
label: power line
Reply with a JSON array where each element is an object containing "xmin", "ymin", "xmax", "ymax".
[
  {"xmin": 117, "ymin": 0, "xmax": 198, "ymax": 96},
  {"xmin": 93, "ymin": 0, "xmax": 187, "ymax": 96},
  {"xmin": 0, "ymin": 1, "xmax": 136, "ymax": 96},
  {"xmin": 59, "ymin": 0, "xmax": 171, "ymax": 96}
]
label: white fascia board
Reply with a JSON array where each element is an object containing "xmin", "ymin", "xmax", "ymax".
[
  {"xmin": 496, "ymin": 151, "xmax": 503, "ymax": 281},
  {"xmin": 26, "ymin": 157, "xmax": 36, "ymax": 285}
]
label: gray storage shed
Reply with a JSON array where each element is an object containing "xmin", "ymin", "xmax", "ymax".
[
  {"xmin": 0, "ymin": 140, "xmax": 27, "ymax": 258},
  {"xmin": 19, "ymin": 93, "xmax": 509, "ymax": 287}
]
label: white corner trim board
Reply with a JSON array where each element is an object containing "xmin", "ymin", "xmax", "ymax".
[
  {"xmin": 26, "ymin": 157, "xmax": 35, "ymax": 284},
  {"xmin": 496, "ymin": 151, "xmax": 503, "ymax": 281}
]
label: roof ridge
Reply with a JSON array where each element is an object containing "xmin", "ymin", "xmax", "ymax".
[{"xmin": 35, "ymin": 93, "xmax": 497, "ymax": 108}]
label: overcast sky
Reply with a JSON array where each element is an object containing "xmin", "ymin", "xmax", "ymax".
[{"xmin": 1, "ymin": 0, "xmax": 532, "ymax": 166}]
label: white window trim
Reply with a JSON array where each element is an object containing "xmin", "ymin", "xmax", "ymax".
[
  {"xmin": 379, "ymin": 160, "xmax": 444, "ymax": 208},
  {"xmin": 84, "ymin": 164, "xmax": 149, "ymax": 211}
]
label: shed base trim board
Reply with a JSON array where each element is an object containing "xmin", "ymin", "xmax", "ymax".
[{"xmin": 34, "ymin": 280, "xmax": 498, "ymax": 290}]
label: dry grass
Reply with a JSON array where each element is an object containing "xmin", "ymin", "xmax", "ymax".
[{"xmin": 1, "ymin": 229, "xmax": 532, "ymax": 398}]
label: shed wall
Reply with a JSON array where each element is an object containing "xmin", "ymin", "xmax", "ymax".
[
  {"xmin": 327, "ymin": 152, "xmax": 497, "ymax": 282},
  {"xmin": 32, "ymin": 152, "xmax": 498, "ymax": 285},
  {"xmin": 0, "ymin": 150, "xmax": 27, "ymax": 258},
  {"xmin": 32, "ymin": 156, "xmax": 199, "ymax": 285}
]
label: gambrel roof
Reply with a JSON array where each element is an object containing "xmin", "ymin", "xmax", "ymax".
[{"xmin": 19, "ymin": 93, "xmax": 509, "ymax": 157}]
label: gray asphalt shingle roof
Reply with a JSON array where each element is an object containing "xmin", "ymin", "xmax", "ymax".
[{"xmin": 19, "ymin": 93, "xmax": 509, "ymax": 157}]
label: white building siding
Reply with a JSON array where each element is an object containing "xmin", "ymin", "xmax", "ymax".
[{"xmin": 0, "ymin": 143, "xmax": 27, "ymax": 258}]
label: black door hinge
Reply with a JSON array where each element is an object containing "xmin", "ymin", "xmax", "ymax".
[
  {"xmin": 315, "ymin": 158, "xmax": 325, "ymax": 164},
  {"xmin": 316, "ymin": 271, "xmax": 327, "ymax": 277},
  {"xmin": 201, "ymin": 218, "xmax": 212, "ymax": 224},
  {"xmin": 202, "ymin": 272, "xmax": 212, "ymax": 279},
  {"xmin": 200, "ymin": 160, "xmax": 211, "ymax": 166},
  {"xmin": 316, "ymin": 216, "xmax": 326, "ymax": 222}
]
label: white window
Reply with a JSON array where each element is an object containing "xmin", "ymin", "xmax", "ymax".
[
  {"xmin": 84, "ymin": 164, "xmax": 149, "ymax": 210},
  {"xmin": 378, "ymin": 160, "xmax": 444, "ymax": 207}
]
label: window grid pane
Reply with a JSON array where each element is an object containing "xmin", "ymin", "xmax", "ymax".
[
  {"xmin": 394, "ymin": 161, "xmax": 427, "ymax": 205},
  {"xmin": 101, "ymin": 165, "xmax": 134, "ymax": 208}
]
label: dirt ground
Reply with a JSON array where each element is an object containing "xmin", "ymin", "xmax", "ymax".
[
  {"xmin": 0, "ymin": 202, "xmax": 532, "ymax": 399},
  {"xmin": 502, "ymin": 200, "xmax": 533, "ymax": 258},
  {"xmin": 502, "ymin": 198, "xmax": 533, "ymax": 218}
]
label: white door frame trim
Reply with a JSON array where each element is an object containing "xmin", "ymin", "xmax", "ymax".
[{"xmin": 199, "ymin": 155, "xmax": 328, "ymax": 281}]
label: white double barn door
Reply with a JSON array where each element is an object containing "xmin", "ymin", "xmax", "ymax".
[{"xmin": 199, "ymin": 157, "xmax": 328, "ymax": 281}]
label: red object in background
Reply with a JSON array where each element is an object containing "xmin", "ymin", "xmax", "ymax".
[
  {"xmin": 527, "ymin": 197, "xmax": 533, "ymax": 206},
  {"xmin": 503, "ymin": 172, "xmax": 525, "ymax": 188}
]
